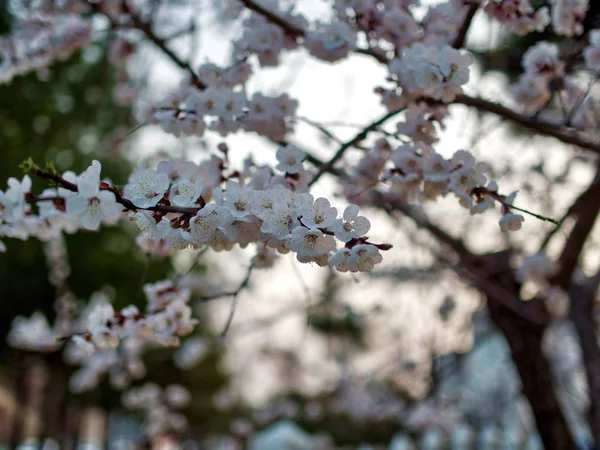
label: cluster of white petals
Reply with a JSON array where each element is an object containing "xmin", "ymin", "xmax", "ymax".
[
  {"xmin": 0, "ymin": 145, "xmax": 388, "ymax": 272},
  {"xmin": 511, "ymin": 42, "xmax": 562, "ymax": 115},
  {"xmin": 550, "ymin": 0, "xmax": 588, "ymax": 37},
  {"xmin": 515, "ymin": 253, "xmax": 569, "ymax": 315},
  {"xmin": 137, "ymin": 61, "xmax": 298, "ymax": 142},
  {"xmin": 9, "ymin": 281, "xmax": 197, "ymax": 392},
  {"xmin": 483, "ymin": 0, "xmax": 550, "ymax": 35},
  {"xmin": 305, "ymin": 21, "xmax": 357, "ymax": 62},
  {"xmin": 68, "ymin": 280, "xmax": 196, "ymax": 355},
  {"xmin": 344, "ymin": 139, "xmax": 525, "ymax": 231},
  {"xmin": 0, "ymin": 14, "xmax": 91, "ymax": 85},
  {"xmin": 510, "ymin": 39, "xmax": 596, "ymax": 128},
  {"xmin": 233, "ymin": 1, "xmax": 307, "ymax": 67},
  {"xmin": 482, "ymin": 0, "xmax": 589, "ymax": 38},
  {"xmin": 388, "ymin": 43, "xmax": 472, "ymax": 102},
  {"xmin": 122, "ymin": 383, "xmax": 191, "ymax": 436},
  {"xmin": 8, "ymin": 312, "xmax": 61, "ymax": 352}
]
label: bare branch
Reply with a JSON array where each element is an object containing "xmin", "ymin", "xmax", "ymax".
[
  {"xmin": 452, "ymin": 2, "xmax": 479, "ymax": 49},
  {"xmin": 451, "ymin": 94, "xmax": 600, "ymax": 154},
  {"xmin": 89, "ymin": 1, "xmax": 205, "ymax": 88},
  {"xmin": 308, "ymin": 109, "xmax": 403, "ymax": 186},
  {"xmin": 569, "ymin": 272, "xmax": 600, "ymax": 447},
  {"xmin": 551, "ymin": 165, "xmax": 600, "ymax": 289}
]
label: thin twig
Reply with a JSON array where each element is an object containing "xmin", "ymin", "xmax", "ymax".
[
  {"xmin": 309, "ymin": 109, "xmax": 404, "ymax": 186},
  {"xmin": 89, "ymin": 0, "xmax": 204, "ymax": 88},
  {"xmin": 451, "ymin": 94, "xmax": 600, "ymax": 154},
  {"xmin": 565, "ymin": 75, "xmax": 599, "ymax": 126},
  {"xmin": 176, "ymin": 246, "xmax": 210, "ymax": 284},
  {"xmin": 219, "ymin": 264, "xmax": 254, "ymax": 337},
  {"xmin": 29, "ymin": 167, "xmax": 202, "ymax": 215},
  {"xmin": 501, "ymin": 202, "xmax": 558, "ymax": 224},
  {"xmin": 297, "ymin": 116, "xmax": 344, "ymax": 144}
]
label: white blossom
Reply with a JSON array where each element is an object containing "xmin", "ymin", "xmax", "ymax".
[
  {"xmin": 66, "ymin": 161, "xmax": 121, "ymax": 230},
  {"xmin": 275, "ymin": 144, "xmax": 305, "ymax": 174},
  {"xmin": 125, "ymin": 168, "xmax": 170, "ymax": 208}
]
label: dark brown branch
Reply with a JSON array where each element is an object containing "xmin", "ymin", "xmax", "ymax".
[
  {"xmin": 238, "ymin": 0, "xmax": 304, "ymax": 37},
  {"xmin": 452, "ymin": 94, "xmax": 600, "ymax": 154},
  {"xmin": 239, "ymin": 0, "xmax": 389, "ymax": 65},
  {"xmin": 551, "ymin": 166, "xmax": 600, "ymax": 289},
  {"xmin": 124, "ymin": 3, "xmax": 204, "ymax": 88},
  {"xmin": 375, "ymin": 195, "xmax": 546, "ymax": 324},
  {"xmin": 570, "ymin": 273, "xmax": 600, "ymax": 449},
  {"xmin": 480, "ymin": 254, "xmax": 574, "ymax": 450},
  {"xmin": 219, "ymin": 264, "xmax": 254, "ymax": 337},
  {"xmin": 370, "ymin": 193, "xmax": 574, "ymax": 448},
  {"xmin": 89, "ymin": 1, "xmax": 205, "ymax": 88},
  {"xmin": 452, "ymin": 2, "xmax": 479, "ymax": 49},
  {"xmin": 540, "ymin": 166, "xmax": 600, "ymax": 251}
]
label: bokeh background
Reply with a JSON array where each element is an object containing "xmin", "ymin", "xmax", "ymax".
[{"xmin": 0, "ymin": 0, "xmax": 599, "ymax": 449}]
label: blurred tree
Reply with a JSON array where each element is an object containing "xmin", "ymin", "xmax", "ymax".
[{"xmin": 0, "ymin": 6, "xmax": 229, "ymax": 446}]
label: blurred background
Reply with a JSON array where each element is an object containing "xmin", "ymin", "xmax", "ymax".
[{"xmin": 0, "ymin": 0, "xmax": 599, "ymax": 449}]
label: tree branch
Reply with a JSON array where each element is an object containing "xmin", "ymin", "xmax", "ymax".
[
  {"xmin": 370, "ymin": 192, "xmax": 574, "ymax": 449},
  {"xmin": 239, "ymin": 0, "xmax": 388, "ymax": 65},
  {"xmin": 570, "ymin": 272, "xmax": 600, "ymax": 449},
  {"xmin": 551, "ymin": 165, "xmax": 600, "ymax": 289},
  {"xmin": 89, "ymin": 1, "xmax": 205, "ymax": 88},
  {"xmin": 452, "ymin": 2, "xmax": 479, "ymax": 49},
  {"xmin": 238, "ymin": 0, "xmax": 304, "ymax": 37},
  {"xmin": 452, "ymin": 94, "xmax": 600, "ymax": 154},
  {"xmin": 30, "ymin": 168, "xmax": 201, "ymax": 215},
  {"xmin": 308, "ymin": 109, "xmax": 403, "ymax": 186}
]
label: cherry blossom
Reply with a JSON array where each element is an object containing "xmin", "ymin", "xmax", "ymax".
[
  {"xmin": 275, "ymin": 144, "xmax": 305, "ymax": 174},
  {"xmin": 500, "ymin": 212, "xmax": 526, "ymax": 232},
  {"xmin": 0, "ymin": 2, "xmax": 585, "ymax": 435},
  {"xmin": 326, "ymin": 204, "xmax": 371, "ymax": 243},
  {"xmin": 584, "ymin": 30, "xmax": 600, "ymax": 73},
  {"xmin": 125, "ymin": 168, "xmax": 171, "ymax": 208},
  {"xmin": 66, "ymin": 160, "xmax": 121, "ymax": 230},
  {"xmin": 388, "ymin": 43, "xmax": 473, "ymax": 102}
]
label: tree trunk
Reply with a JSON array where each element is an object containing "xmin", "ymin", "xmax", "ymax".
[
  {"xmin": 481, "ymin": 252, "xmax": 576, "ymax": 450},
  {"xmin": 570, "ymin": 281, "xmax": 600, "ymax": 450}
]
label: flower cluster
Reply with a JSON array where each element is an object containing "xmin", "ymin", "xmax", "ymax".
[
  {"xmin": 8, "ymin": 280, "xmax": 196, "ymax": 391},
  {"xmin": 124, "ymin": 151, "xmax": 386, "ymax": 269},
  {"xmin": 305, "ymin": 21, "xmax": 357, "ymax": 62},
  {"xmin": 138, "ymin": 62, "xmax": 298, "ymax": 142},
  {"xmin": 483, "ymin": 0, "xmax": 550, "ymax": 35},
  {"xmin": 511, "ymin": 41, "xmax": 562, "ymax": 115},
  {"xmin": 0, "ymin": 14, "xmax": 92, "ymax": 85},
  {"xmin": 8, "ymin": 312, "xmax": 61, "ymax": 352},
  {"xmin": 510, "ymin": 39, "xmax": 597, "ymax": 127},
  {"xmin": 388, "ymin": 43, "xmax": 473, "ymax": 102},
  {"xmin": 344, "ymin": 140, "xmax": 525, "ymax": 231},
  {"xmin": 122, "ymin": 383, "xmax": 191, "ymax": 436},
  {"xmin": 1, "ymin": 146, "xmax": 390, "ymax": 272},
  {"xmin": 233, "ymin": 1, "xmax": 307, "ymax": 67},
  {"xmin": 65, "ymin": 337, "xmax": 147, "ymax": 392},
  {"xmin": 515, "ymin": 252, "xmax": 569, "ymax": 315},
  {"xmin": 516, "ymin": 252, "xmax": 559, "ymax": 285},
  {"xmin": 69, "ymin": 280, "xmax": 195, "ymax": 356},
  {"xmin": 550, "ymin": 0, "xmax": 588, "ymax": 37}
]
